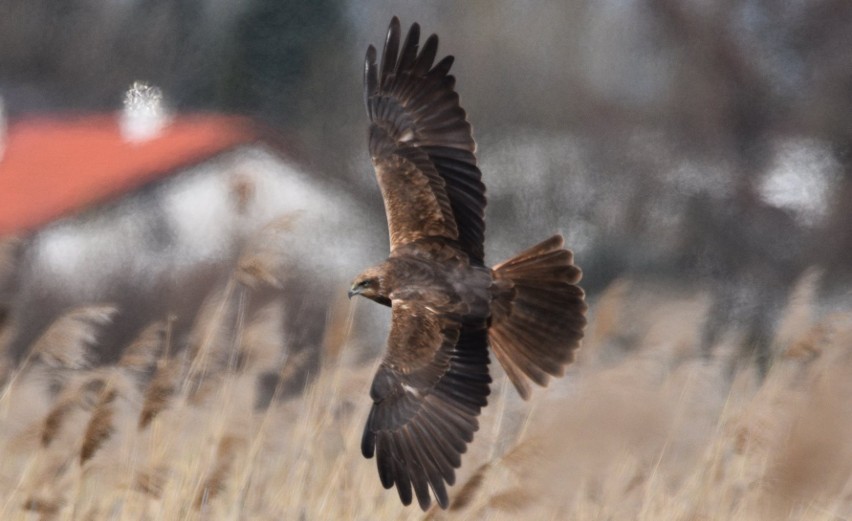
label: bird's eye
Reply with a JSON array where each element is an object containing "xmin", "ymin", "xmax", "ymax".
[{"xmin": 359, "ymin": 280, "xmax": 370, "ymax": 288}]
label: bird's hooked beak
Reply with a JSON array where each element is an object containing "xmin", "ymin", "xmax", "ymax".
[{"xmin": 348, "ymin": 285, "xmax": 360, "ymax": 300}]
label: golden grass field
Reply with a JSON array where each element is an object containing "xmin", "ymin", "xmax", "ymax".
[{"xmin": 1, "ymin": 251, "xmax": 851, "ymax": 520}]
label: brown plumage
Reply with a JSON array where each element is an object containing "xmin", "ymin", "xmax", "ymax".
[{"xmin": 351, "ymin": 17, "xmax": 587, "ymax": 511}]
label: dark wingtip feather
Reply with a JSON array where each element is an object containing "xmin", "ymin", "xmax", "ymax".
[
  {"xmin": 413, "ymin": 33, "xmax": 439, "ymax": 75},
  {"xmin": 365, "ymin": 45, "xmax": 377, "ymax": 74},
  {"xmin": 397, "ymin": 22, "xmax": 421, "ymax": 75},
  {"xmin": 381, "ymin": 17, "xmax": 402, "ymax": 87},
  {"xmin": 364, "ymin": 45, "xmax": 378, "ymax": 113},
  {"xmin": 430, "ymin": 55, "xmax": 455, "ymax": 78},
  {"xmin": 361, "ymin": 412, "xmax": 376, "ymax": 458},
  {"xmin": 394, "ymin": 459, "xmax": 414, "ymax": 506},
  {"xmin": 376, "ymin": 433, "xmax": 395, "ymax": 489},
  {"xmin": 435, "ymin": 488, "xmax": 450, "ymax": 509}
]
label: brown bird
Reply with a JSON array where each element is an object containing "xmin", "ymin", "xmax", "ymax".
[{"xmin": 350, "ymin": 17, "xmax": 587, "ymax": 511}]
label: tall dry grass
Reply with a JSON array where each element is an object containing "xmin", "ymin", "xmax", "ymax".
[{"xmin": 1, "ymin": 246, "xmax": 851, "ymax": 519}]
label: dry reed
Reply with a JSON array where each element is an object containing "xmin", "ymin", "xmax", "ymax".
[
  {"xmin": 0, "ymin": 266, "xmax": 851, "ymax": 520},
  {"xmin": 138, "ymin": 358, "xmax": 182, "ymax": 430},
  {"xmin": 236, "ymin": 214, "xmax": 299, "ymax": 290},
  {"xmin": 30, "ymin": 305, "xmax": 118, "ymax": 371},
  {"xmin": 79, "ymin": 386, "xmax": 118, "ymax": 464}
]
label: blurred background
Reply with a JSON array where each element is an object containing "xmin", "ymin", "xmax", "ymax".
[
  {"xmin": 1, "ymin": 0, "xmax": 851, "ymax": 369},
  {"xmin": 2, "ymin": 2, "xmax": 852, "ymax": 518}
]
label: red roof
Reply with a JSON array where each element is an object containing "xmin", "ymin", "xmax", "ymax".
[{"xmin": 0, "ymin": 114, "xmax": 258, "ymax": 236}]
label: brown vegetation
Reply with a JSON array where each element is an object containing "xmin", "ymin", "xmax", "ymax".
[{"xmin": 0, "ymin": 265, "xmax": 850, "ymax": 520}]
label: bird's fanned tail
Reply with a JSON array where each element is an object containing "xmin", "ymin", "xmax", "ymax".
[{"xmin": 489, "ymin": 234, "xmax": 587, "ymax": 399}]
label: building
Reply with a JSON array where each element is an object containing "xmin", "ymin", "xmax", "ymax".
[{"xmin": 0, "ymin": 89, "xmax": 373, "ymax": 363}]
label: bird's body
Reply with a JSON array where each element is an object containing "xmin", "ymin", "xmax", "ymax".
[
  {"xmin": 350, "ymin": 17, "xmax": 587, "ymax": 510},
  {"xmin": 357, "ymin": 244, "xmax": 494, "ymax": 316}
]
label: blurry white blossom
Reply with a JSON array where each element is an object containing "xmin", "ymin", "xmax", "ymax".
[{"xmin": 120, "ymin": 81, "xmax": 172, "ymax": 142}]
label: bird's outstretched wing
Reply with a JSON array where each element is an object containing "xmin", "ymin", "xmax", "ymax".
[
  {"xmin": 365, "ymin": 17, "xmax": 487, "ymax": 264},
  {"xmin": 362, "ymin": 300, "xmax": 491, "ymax": 510}
]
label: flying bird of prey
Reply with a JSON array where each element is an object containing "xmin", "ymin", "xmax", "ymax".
[{"xmin": 350, "ymin": 17, "xmax": 587, "ymax": 511}]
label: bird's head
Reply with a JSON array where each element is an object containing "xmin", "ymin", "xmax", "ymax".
[{"xmin": 348, "ymin": 266, "xmax": 391, "ymax": 306}]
